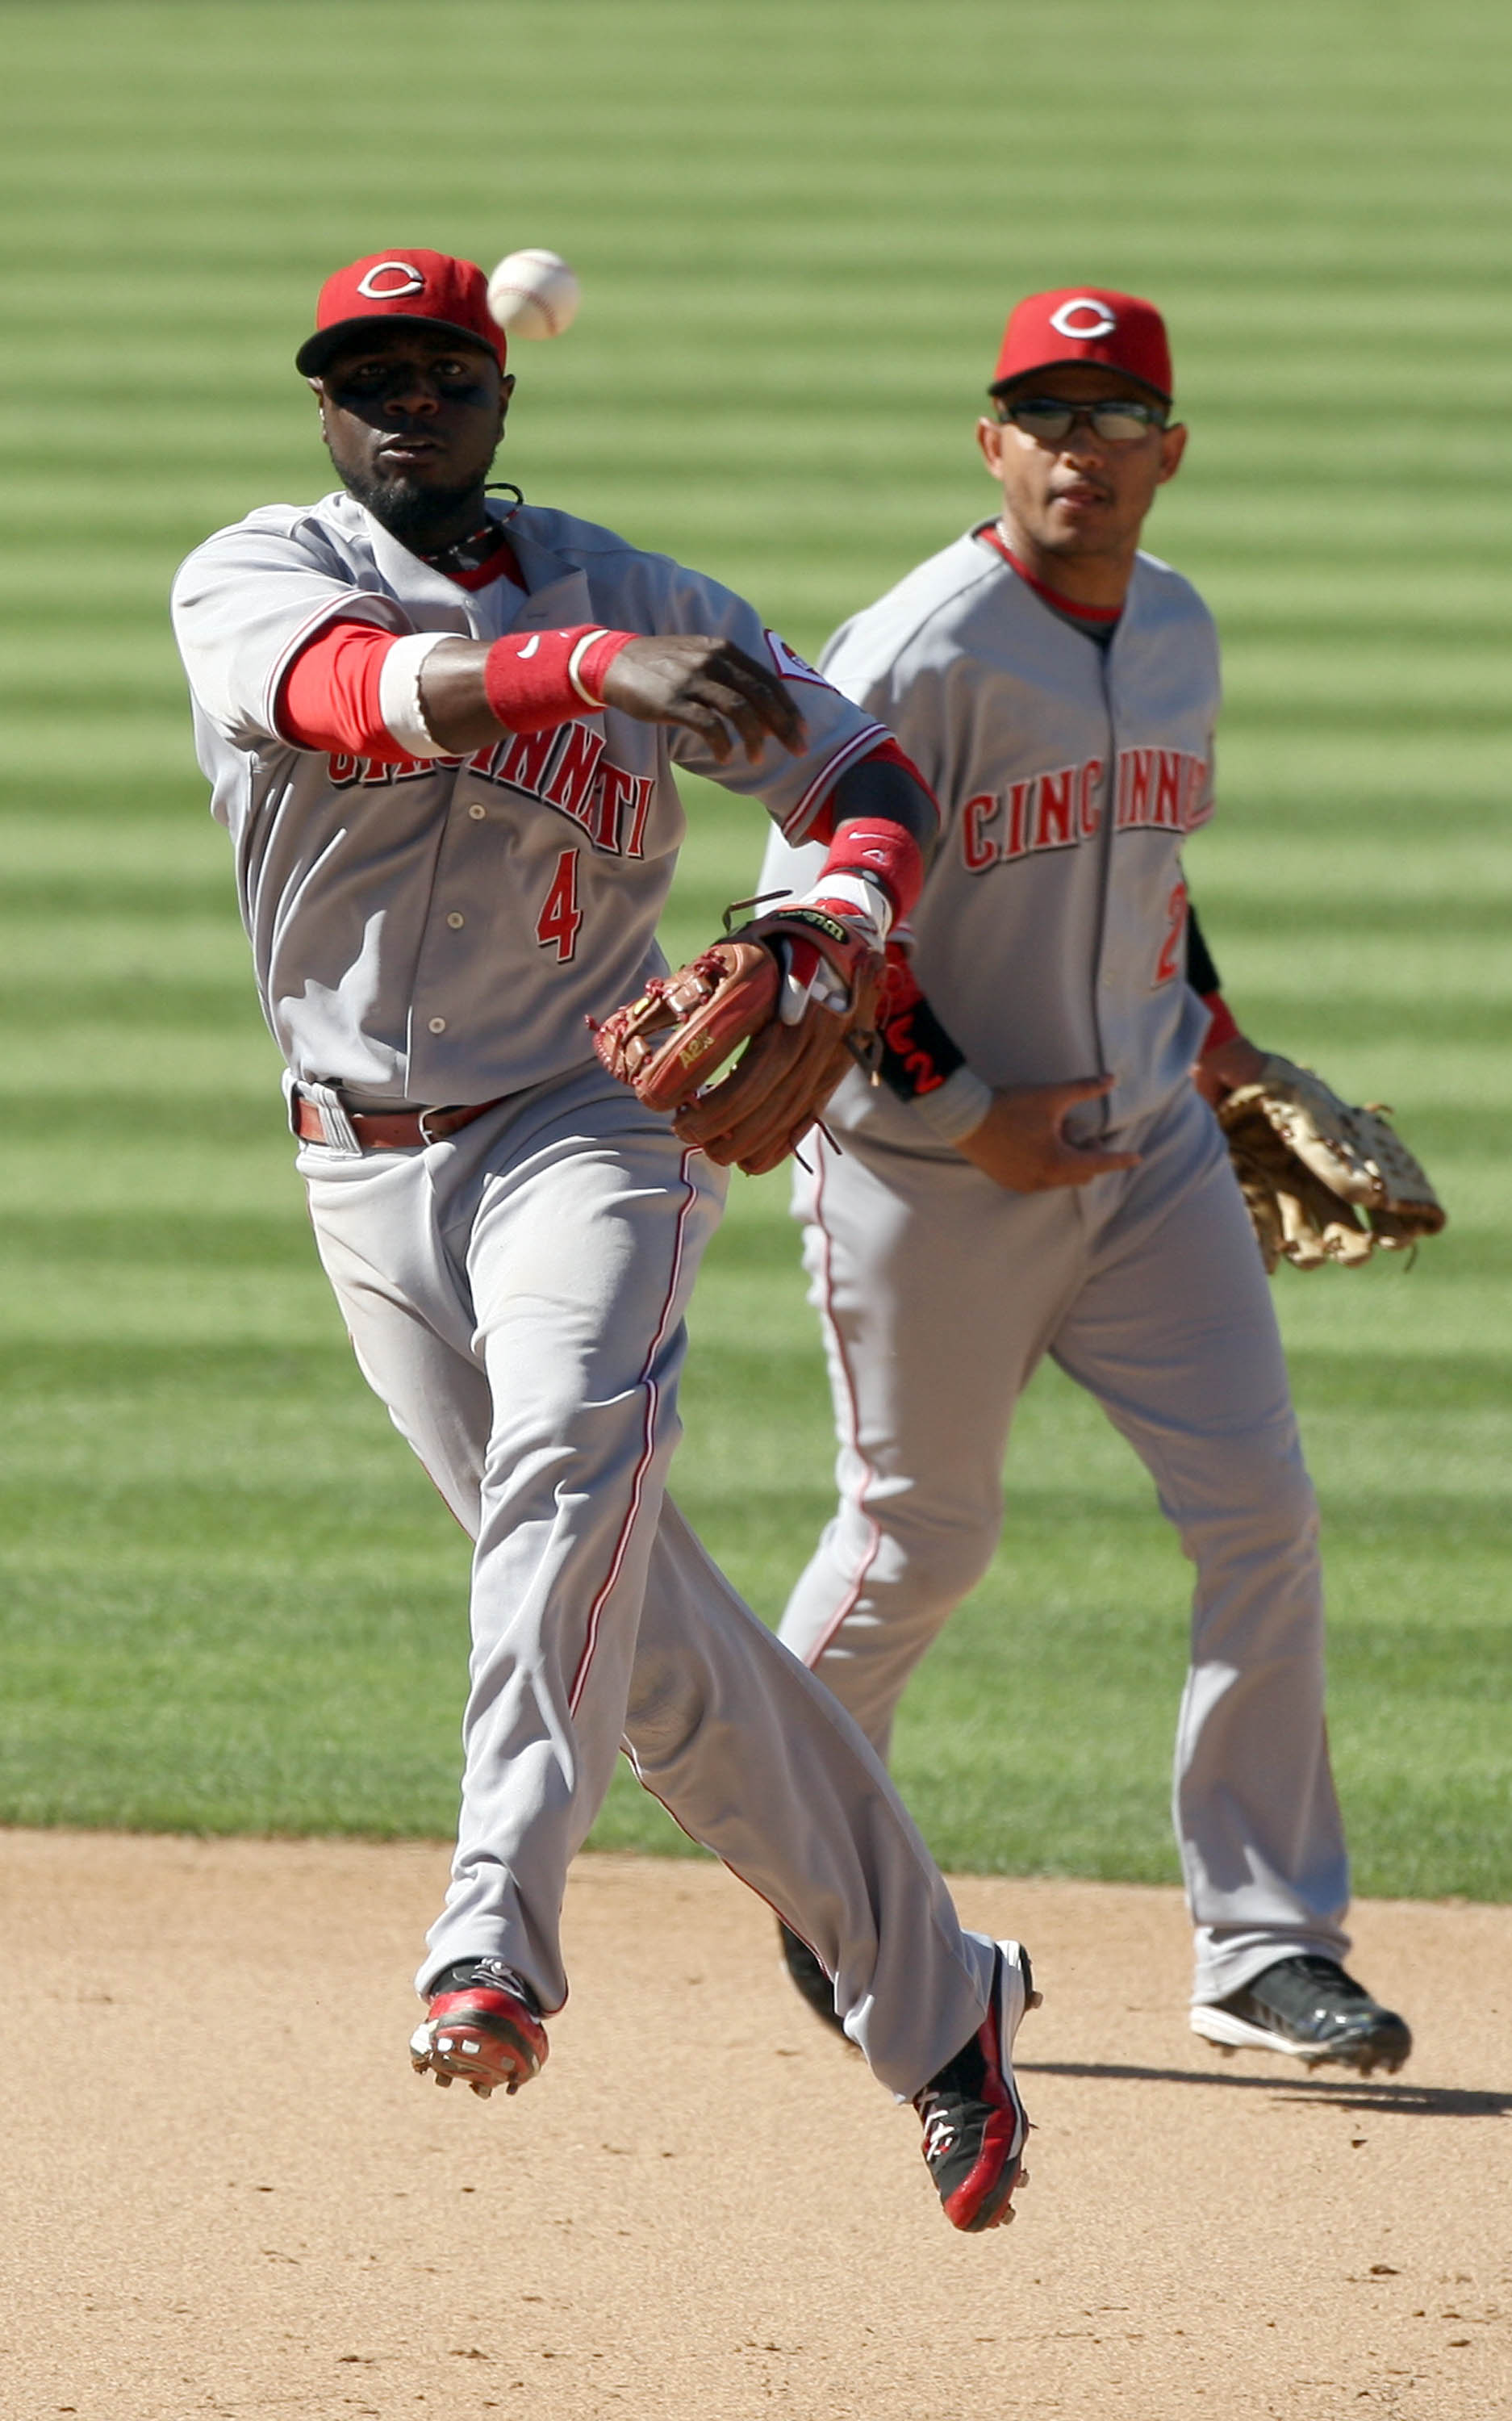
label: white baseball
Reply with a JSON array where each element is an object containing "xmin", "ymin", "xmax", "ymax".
[{"xmin": 486, "ymin": 249, "xmax": 580, "ymax": 341}]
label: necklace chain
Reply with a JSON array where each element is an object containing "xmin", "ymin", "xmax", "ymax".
[{"xmin": 421, "ymin": 518, "xmax": 501, "ymax": 571}]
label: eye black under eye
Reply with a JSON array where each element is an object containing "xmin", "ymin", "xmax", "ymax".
[{"xmin": 329, "ymin": 356, "xmax": 489, "ymax": 400}]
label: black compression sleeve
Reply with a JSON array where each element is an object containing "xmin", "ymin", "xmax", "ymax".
[
  {"xmin": 1185, "ymin": 901, "xmax": 1221, "ymax": 996},
  {"xmin": 875, "ymin": 948, "xmax": 967, "ymax": 1100}
]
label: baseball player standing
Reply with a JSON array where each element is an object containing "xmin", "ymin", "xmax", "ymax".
[
  {"xmin": 759, "ymin": 288, "xmax": 1412, "ymax": 2076},
  {"xmin": 169, "ymin": 249, "xmax": 1040, "ymax": 2233}
]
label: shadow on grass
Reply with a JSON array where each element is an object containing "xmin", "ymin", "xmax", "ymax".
[{"xmin": 1017, "ymin": 2060, "xmax": 1510, "ymax": 2118}]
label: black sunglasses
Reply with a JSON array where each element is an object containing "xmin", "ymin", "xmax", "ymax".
[{"xmin": 994, "ymin": 395, "xmax": 1167, "ymax": 444}]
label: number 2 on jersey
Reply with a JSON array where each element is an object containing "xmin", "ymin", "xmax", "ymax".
[
  {"xmin": 1153, "ymin": 877, "xmax": 1188, "ymax": 987},
  {"xmin": 536, "ymin": 847, "xmax": 583, "ymax": 963}
]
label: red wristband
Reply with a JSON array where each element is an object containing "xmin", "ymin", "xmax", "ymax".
[
  {"xmin": 482, "ymin": 625, "xmax": 636, "ymax": 733},
  {"xmin": 577, "ymin": 628, "xmax": 633, "ymax": 702},
  {"xmin": 1198, "ymin": 991, "xmax": 1240, "ymax": 1056},
  {"xmin": 819, "ymin": 816, "xmax": 925, "ymax": 924}
]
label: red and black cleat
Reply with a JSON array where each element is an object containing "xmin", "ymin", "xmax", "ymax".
[
  {"xmin": 409, "ymin": 1958, "xmax": 549, "ymax": 2100},
  {"xmin": 914, "ymin": 1941, "xmax": 1039, "ymax": 2233}
]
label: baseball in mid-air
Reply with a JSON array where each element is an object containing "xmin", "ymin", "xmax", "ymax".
[{"xmin": 486, "ymin": 249, "xmax": 580, "ymax": 341}]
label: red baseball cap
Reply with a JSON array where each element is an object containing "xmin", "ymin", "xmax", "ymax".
[
  {"xmin": 295, "ymin": 250, "xmax": 507, "ymax": 377},
  {"xmin": 989, "ymin": 288, "xmax": 1172, "ymax": 404}
]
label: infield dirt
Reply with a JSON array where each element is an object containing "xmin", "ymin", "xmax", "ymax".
[{"xmin": 1, "ymin": 1833, "xmax": 1506, "ymax": 2419}]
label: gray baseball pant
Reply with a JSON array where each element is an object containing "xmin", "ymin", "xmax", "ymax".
[
  {"xmin": 298, "ymin": 1060, "xmax": 996, "ymax": 2097},
  {"xmin": 776, "ymin": 1083, "xmax": 1351, "ymax": 2006}
]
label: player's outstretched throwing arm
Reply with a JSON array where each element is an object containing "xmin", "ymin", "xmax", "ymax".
[{"xmin": 402, "ymin": 623, "xmax": 808, "ymax": 766}]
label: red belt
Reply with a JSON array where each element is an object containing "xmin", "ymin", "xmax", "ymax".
[{"xmin": 294, "ymin": 1094, "xmax": 507, "ymax": 1152}]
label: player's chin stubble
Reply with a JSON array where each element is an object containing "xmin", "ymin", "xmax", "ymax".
[{"xmin": 339, "ymin": 463, "xmax": 485, "ymax": 550}]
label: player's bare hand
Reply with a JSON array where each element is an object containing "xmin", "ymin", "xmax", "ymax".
[
  {"xmin": 599, "ymin": 636, "xmax": 807, "ymax": 763},
  {"xmin": 1192, "ymin": 1031, "xmax": 1268, "ymax": 1109},
  {"xmin": 955, "ymin": 1076, "xmax": 1141, "ymax": 1193}
]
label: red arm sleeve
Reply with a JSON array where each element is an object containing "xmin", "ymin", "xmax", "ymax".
[{"xmin": 278, "ymin": 620, "xmax": 416, "ymax": 763}]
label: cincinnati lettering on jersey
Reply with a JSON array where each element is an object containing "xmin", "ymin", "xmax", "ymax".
[
  {"xmin": 960, "ymin": 747, "xmax": 1209, "ymax": 872},
  {"xmin": 327, "ymin": 721, "xmax": 657, "ymax": 858}
]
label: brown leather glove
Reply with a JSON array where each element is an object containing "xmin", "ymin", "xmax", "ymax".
[{"xmin": 592, "ymin": 903, "xmax": 883, "ymax": 1176}]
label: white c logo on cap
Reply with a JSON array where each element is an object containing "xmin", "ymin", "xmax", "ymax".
[
  {"xmin": 357, "ymin": 261, "xmax": 426, "ymax": 299},
  {"xmin": 1049, "ymin": 297, "xmax": 1117, "ymax": 339}
]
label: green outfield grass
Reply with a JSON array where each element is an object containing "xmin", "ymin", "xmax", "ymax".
[{"xmin": 0, "ymin": 0, "xmax": 1507, "ymax": 1897}]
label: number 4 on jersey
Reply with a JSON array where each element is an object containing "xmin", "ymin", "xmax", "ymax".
[{"xmin": 537, "ymin": 847, "xmax": 583, "ymax": 962}]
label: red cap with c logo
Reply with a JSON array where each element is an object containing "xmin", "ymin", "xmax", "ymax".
[
  {"xmin": 296, "ymin": 251, "xmax": 507, "ymax": 377},
  {"xmin": 990, "ymin": 289, "xmax": 1172, "ymax": 403}
]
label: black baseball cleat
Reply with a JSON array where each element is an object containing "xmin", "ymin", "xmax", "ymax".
[
  {"xmin": 409, "ymin": 1956, "xmax": 549, "ymax": 2098},
  {"xmin": 1191, "ymin": 1954, "xmax": 1412, "ymax": 2076},
  {"xmin": 776, "ymin": 1919, "xmax": 850, "ymax": 2041},
  {"xmin": 914, "ymin": 1940, "xmax": 1040, "ymax": 2234}
]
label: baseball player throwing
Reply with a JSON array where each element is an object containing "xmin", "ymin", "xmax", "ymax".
[
  {"xmin": 169, "ymin": 249, "xmax": 1039, "ymax": 2232},
  {"xmin": 759, "ymin": 288, "xmax": 1412, "ymax": 2076}
]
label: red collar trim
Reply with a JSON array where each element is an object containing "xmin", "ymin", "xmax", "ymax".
[
  {"xmin": 975, "ymin": 523, "xmax": 1121, "ymax": 628},
  {"xmin": 448, "ymin": 533, "xmax": 526, "ymax": 592}
]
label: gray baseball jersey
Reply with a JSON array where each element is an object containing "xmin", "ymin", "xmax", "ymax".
[
  {"xmin": 763, "ymin": 532, "xmax": 1215, "ymax": 1146},
  {"xmin": 762, "ymin": 529, "xmax": 1355, "ymax": 2011},
  {"xmin": 170, "ymin": 491, "xmax": 1006, "ymax": 2098},
  {"xmin": 172, "ymin": 492, "xmax": 885, "ymax": 1104}
]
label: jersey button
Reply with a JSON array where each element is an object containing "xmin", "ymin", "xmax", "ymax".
[
  {"xmin": 467, "ymin": 803, "xmax": 487, "ymax": 821},
  {"xmin": 446, "ymin": 912, "xmax": 465, "ymax": 929},
  {"xmin": 428, "ymin": 1017, "xmax": 447, "ymax": 1034}
]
